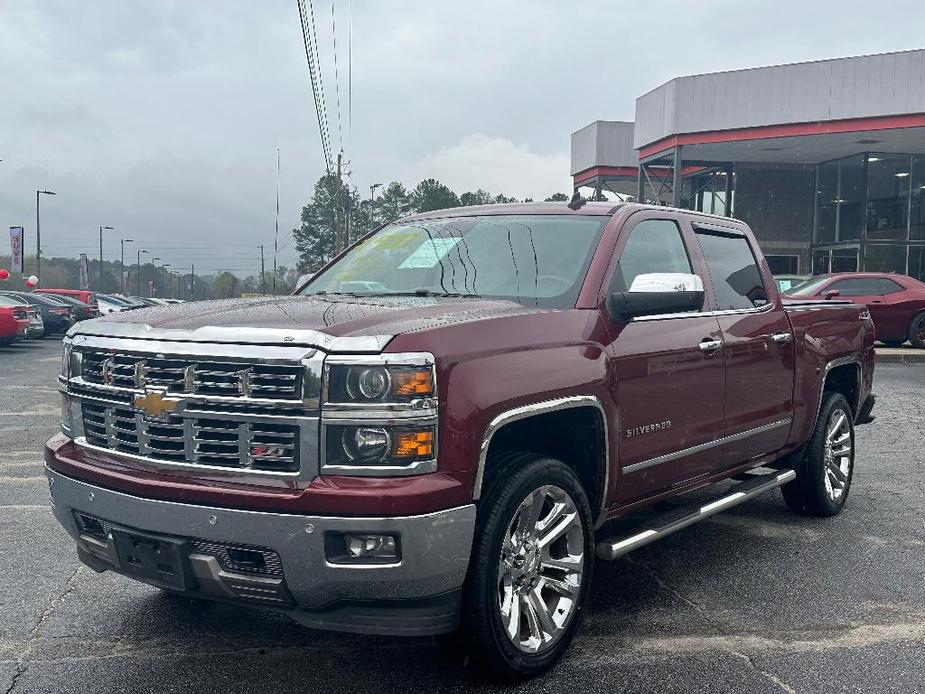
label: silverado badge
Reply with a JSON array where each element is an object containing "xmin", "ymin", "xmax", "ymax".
[{"xmin": 133, "ymin": 387, "xmax": 181, "ymax": 419}]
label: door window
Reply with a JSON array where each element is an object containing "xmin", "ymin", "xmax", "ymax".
[
  {"xmin": 695, "ymin": 230, "xmax": 769, "ymax": 310},
  {"xmin": 828, "ymin": 278, "xmax": 886, "ymax": 296},
  {"xmin": 610, "ymin": 219, "xmax": 695, "ymax": 293}
]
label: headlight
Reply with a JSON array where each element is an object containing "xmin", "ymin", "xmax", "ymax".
[
  {"xmin": 321, "ymin": 353, "xmax": 437, "ymax": 475},
  {"xmin": 325, "ymin": 362, "xmax": 435, "ymax": 404}
]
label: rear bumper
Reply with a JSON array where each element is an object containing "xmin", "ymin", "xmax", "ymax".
[{"xmin": 46, "ymin": 466, "xmax": 476, "ymax": 636}]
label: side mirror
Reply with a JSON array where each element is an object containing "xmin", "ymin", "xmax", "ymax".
[
  {"xmin": 606, "ymin": 273, "xmax": 705, "ymax": 321},
  {"xmin": 824, "ymin": 289, "xmax": 840, "ymax": 300},
  {"xmin": 607, "ymin": 290, "xmax": 705, "ymax": 320}
]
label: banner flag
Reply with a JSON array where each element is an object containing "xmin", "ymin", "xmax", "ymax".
[
  {"xmin": 79, "ymin": 254, "xmax": 89, "ymax": 290},
  {"xmin": 9, "ymin": 227, "xmax": 23, "ymax": 273}
]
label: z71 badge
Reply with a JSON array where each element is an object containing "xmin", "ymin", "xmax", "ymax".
[{"xmin": 626, "ymin": 420, "xmax": 672, "ymax": 438}]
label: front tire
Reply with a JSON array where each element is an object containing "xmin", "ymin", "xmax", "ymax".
[
  {"xmin": 782, "ymin": 392, "xmax": 855, "ymax": 517},
  {"xmin": 457, "ymin": 454, "xmax": 593, "ymax": 677}
]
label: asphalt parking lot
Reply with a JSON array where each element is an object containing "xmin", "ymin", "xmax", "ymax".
[{"xmin": 1, "ymin": 338, "xmax": 923, "ymax": 694}]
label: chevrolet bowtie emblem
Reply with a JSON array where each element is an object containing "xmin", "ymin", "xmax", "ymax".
[{"xmin": 133, "ymin": 387, "xmax": 181, "ymax": 419}]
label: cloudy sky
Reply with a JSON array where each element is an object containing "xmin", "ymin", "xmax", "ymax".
[{"xmin": 1, "ymin": 0, "xmax": 924, "ymax": 275}]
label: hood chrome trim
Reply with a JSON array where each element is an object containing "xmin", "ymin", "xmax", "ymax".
[{"xmin": 67, "ymin": 320, "xmax": 393, "ymax": 353}]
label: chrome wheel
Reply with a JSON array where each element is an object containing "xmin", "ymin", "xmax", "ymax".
[
  {"xmin": 823, "ymin": 407, "xmax": 852, "ymax": 502},
  {"xmin": 497, "ymin": 485, "xmax": 585, "ymax": 654}
]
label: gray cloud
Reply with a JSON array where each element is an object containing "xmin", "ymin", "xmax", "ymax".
[{"xmin": 1, "ymin": 0, "xmax": 923, "ymax": 274}]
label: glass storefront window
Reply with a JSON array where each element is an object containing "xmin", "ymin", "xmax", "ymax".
[
  {"xmin": 866, "ymin": 154, "xmax": 911, "ymax": 240},
  {"xmin": 864, "ymin": 245, "xmax": 907, "ymax": 274},
  {"xmin": 910, "ymin": 247, "xmax": 925, "ymax": 282},
  {"xmin": 831, "ymin": 248, "xmax": 859, "ymax": 273},
  {"xmin": 815, "ymin": 161, "xmax": 837, "ymax": 242},
  {"xmin": 839, "ymin": 155, "xmax": 864, "ymax": 240},
  {"xmin": 912, "ymin": 155, "xmax": 925, "ymax": 240},
  {"xmin": 812, "ymin": 250, "xmax": 830, "ymax": 275}
]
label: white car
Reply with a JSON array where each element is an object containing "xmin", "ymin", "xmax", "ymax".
[{"xmin": 96, "ymin": 296, "xmax": 126, "ymax": 314}]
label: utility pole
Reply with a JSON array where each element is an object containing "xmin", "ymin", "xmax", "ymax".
[
  {"xmin": 335, "ymin": 151, "xmax": 344, "ymax": 254},
  {"xmin": 260, "ymin": 244, "xmax": 266, "ymax": 295},
  {"xmin": 273, "ymin": 147, "xmax": 280, "ymax": 295},
  {"xmin": 370, "ymin": 183, "xmax": 382, "ymax": 228},
  {"xmin": 190, "ymin": 264, "xmax": 195, "ymax": 300}
]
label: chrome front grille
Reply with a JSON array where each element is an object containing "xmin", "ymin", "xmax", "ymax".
[
  {"xmin": 80, "ymin": 351, "xmax": 304, "ymax": 400},
  {"xmin": 81, "ymin": 402, "xmax": 299, "ymax": 472}
]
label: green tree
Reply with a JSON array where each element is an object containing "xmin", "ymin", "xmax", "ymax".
[
  {"xmin": 459, "ymin": 189, "xmax": 494, "ymax": 206},
  {"xmin": 410, "ymin": 178, "xmax": 459, "ymax": 213},
  {"xmin": 293, "ymin": 173, "xmax": 362, "ymax": 273},
  {"xmin": 544, "ymin": 193, "xmax": 569, "ymax": 202},
  {"xmin": 377, "ymin": 181, "xmax": 412, "ymax": 222},
  {"xmin": 210, "ymin": 271, "xmax": 239, "ymax": 298}
]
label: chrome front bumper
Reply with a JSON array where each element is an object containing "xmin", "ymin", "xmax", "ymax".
[{"xmin": 46, "ymin": 467, "xmax": 476, "ymax": 635}]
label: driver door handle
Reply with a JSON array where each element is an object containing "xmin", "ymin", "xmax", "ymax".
[
  {"xmin": 699, "ymin": 338, "xmax": 723, "ymax": 353},
  {"xmin": 771, "ymin": 332, "xmax": 792, "ymax": 344}
]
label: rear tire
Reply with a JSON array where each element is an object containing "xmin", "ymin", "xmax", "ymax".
[
  {"xmin": 782, "ymin": 392, "xmax": 854, "ymax": 517},
  {"xmin": 879, "ymin": 339, "xmax": 906, "ymax": 348},
  {"xmin": 907, "ymin": 311, "xmax": 925, "ymax": 349},
  {"xmin": 453, "ymin": 454, "xmax": 593, "ymax": 678}
]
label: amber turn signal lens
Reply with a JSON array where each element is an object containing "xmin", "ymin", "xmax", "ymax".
[
  {"xmin": 392, "ymin": 369, "xmax": 434, "ymax": 397},
  {"xmin": 392, "ymin": 430, "xmax": 434, "ymax": 458}
]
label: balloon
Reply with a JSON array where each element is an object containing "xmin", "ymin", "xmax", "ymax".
[
  {"xmin": 24, "ymin": 275, "xmax": 38, "ymax": 288},
  {"xmin": 28, "ymin": 275, "xmax": 38, "ymax": 284},
  {"xmin": 0, "ymin": 269, "xmax": 9, "ymax": 281}
]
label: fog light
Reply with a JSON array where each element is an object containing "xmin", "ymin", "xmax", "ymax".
[
  {"xmin": 343, "ymin": 426, "xmax": 390, "ymax": 462},
  {"xmin": 344, "ymin": 534, "xmax": 398, "ymax": 560}
]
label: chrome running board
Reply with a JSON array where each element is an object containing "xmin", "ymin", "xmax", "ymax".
[{"xmin": 595, "ymin": 469, "xmax": 797, "ymax": 561}]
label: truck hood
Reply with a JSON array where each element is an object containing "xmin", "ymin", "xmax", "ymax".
[{"xmin": 67, "ymin": 295, "xmax": 541, "ymax": 351}]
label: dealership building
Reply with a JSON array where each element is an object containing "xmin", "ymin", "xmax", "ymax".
[{"xmin": 571, "ymin": 49, "xmax": 925, "ymax": 280}]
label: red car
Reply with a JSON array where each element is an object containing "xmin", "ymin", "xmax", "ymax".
[
  {"xmin": 0, "ymin": 305, "xmax": 30, "ymax": 346},
  {"xmin": 786, "ymin": 273, "xmax": 925, "ymax": 348}
]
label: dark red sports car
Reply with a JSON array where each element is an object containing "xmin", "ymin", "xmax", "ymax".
[{"xmin": 786, "ymin": 272, "xmax": 925, "ymax": 348}]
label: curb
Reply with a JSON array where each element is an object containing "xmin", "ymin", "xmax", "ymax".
[{"xmin": 875, "ymin": 349, "xmax": 925, "ymax": 364}]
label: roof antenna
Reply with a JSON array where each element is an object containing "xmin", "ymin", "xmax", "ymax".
[{"xmin": 567, "ymin": 191, "xmax": 587, "ymax": 210}]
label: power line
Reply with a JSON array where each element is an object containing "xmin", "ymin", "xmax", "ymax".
[
  {"xmin": 330, "ymin": 0, "xmax": 343, "ymax": 151},
  {"xmin": 347, "ymin": 0, "xmax": 352, "ymax": 145},
  {"xmin": 297, "ymin": 0, "xmax": 333, "ymax": 172}
]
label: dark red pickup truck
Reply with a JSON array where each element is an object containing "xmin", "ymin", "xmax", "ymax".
[{"xmin": 46, "ymin": 202, "xmax": 874, "ymax": 676}]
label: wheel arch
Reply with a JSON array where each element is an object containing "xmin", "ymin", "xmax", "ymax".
[
  {"xmin": 818, "ymin": 358, "xmax": 861, "ymax": 423},
  {"xmin": 473, "ymin": 396, "xmax": 610, "ymax": 527}
]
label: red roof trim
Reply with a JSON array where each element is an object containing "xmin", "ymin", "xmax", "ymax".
[{"xmin": 638, "ymin": 112, "xmax": 925, "ymax": 160}]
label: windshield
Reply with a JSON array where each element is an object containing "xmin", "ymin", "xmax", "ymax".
[
  {"xmin": 300, "ymin": 215, "xmax": 606, "ymax": 309},
  {"xmin": 786, "ymin": 277, "xmax": 831, "ymax": 296}
]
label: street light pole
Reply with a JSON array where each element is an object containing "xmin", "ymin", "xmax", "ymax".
[
  {"xmin": 120, "ymin": 239, "xmax": 134, "ymax": 294},
  {"xmin": 98, "ymin": 226, "xmax": 113, "ymax": 290},
  {"xmin": 161, "ymin": 264, "xmax": 172, "ymax": 298},
  {"xmin": 151, "ymin": 258, "xmax": 161, "ymax": 298},
  {"xmin": 136, "ymin": 249, "xmax": 148, "ymax": 297},
  {"xmin": 35, "ymin": 190, "xmax": 56, "ymax": 284}
]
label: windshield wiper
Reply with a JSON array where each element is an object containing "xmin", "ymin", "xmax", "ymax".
[{"xmin": 363, "ymin": 289, "xmax": 482, "ymax": 298}]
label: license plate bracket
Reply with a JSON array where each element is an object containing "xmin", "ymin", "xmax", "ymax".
[{"xmin": 111, "ymin": 528, "xmax": 191, "ymax": 591}]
